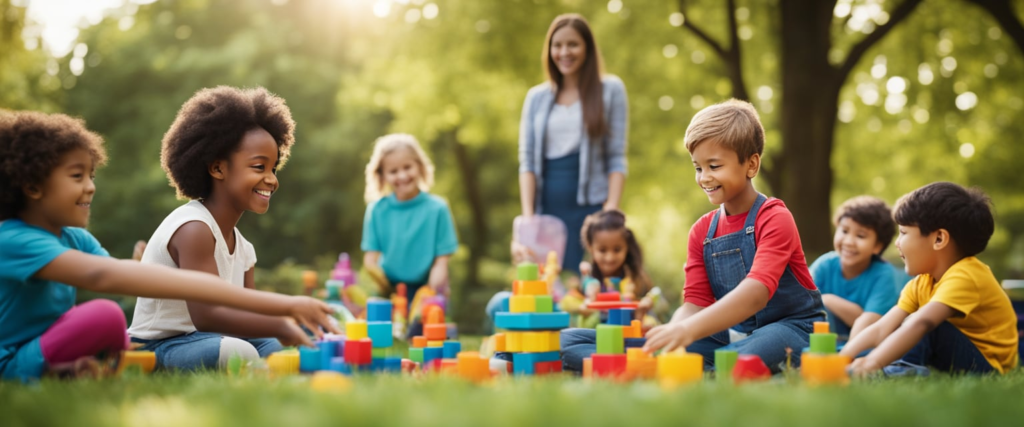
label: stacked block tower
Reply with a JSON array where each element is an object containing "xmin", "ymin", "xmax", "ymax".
[
  {"xmin": 292, "ymin": 300, "xmax": 403, "ymax": 375},
  {"xmin": 800, "ymin": 321, "xmax": 851, "ymax": 385},
  {"xmin": 493, "ymin": 262, "xmax": 569, "ymax": 375},
  {"xmin": 408, "ymin": 304, "xmax": 463, "ymax": 372}
]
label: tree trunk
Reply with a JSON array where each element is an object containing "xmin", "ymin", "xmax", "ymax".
[
  {"xmin": 443, "ymin": 130, "xmax": 488, "ymax": 327},
  {"xmin": 966, "ymin": 0, "xmax": 1024, "ymax": 54}
]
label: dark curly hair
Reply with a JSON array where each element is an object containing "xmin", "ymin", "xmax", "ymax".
[
  {"xmin": 0, "ymin": 111, "xmax": 107, "ymax": 220},
  {"xmin": 894, "ymin": 182, "xmax": 994, "ymax": 258},
  {"xmin": 580, "ymin": 209, "xmax": 652, "ymax": 298},
  {"xmin": 833, "ymin": 196, "xmax": 896, "ymax": 254},
  {"xmin": 160, "ymin": 86, "xmax": 295, "ymax": 200}
]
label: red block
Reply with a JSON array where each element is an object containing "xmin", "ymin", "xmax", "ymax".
[
  {"xmin": 424, "ymin": 358, "xmax": 444, "ymax": 371},
  {"xmin": 592, "ymin": 353, "xmax": 627, "ymax": 377},
  {"xmin": 343, "ymin": 338, "xmax": 372, "ymax": 365},
  {"xmin": 535, "ymin": 360, "xmax": 562, "ymax": 375},
  {"xmin": 596, "ymin": 292, "xmax": 621, "ymax": 302},
  {"xmin": 732, "ymin": 354, "xmax": 771, "ymax": 383}
]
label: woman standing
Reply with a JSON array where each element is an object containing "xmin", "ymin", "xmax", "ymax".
[{"xmin": 515, "ymin": 13, "xmax": 628, "ymax": 273}]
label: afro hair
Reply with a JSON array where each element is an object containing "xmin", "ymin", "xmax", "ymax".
[{"xmin": 160, "ymin": 86, "xmax": 295, "ymax": 200}]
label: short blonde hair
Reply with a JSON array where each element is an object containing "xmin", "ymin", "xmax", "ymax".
[
  {"xmin": 364, "ymin": 133, "xmax": 435, "ymax": 203},
  {"xmin": 684, "ymin": 99, "xmax": 764, "ymax": 161}
]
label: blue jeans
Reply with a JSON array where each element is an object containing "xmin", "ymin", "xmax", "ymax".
[
  {"xmin": 899, "ymin": 321, "xmax": 996, "ymax": 374},
  {"xmin": 132, "ymin": 332, "xmax": 281, "ymax": 371},
  {"xmin": 560, "ymin": 328, "xmax": 597, "ymax": 373}
]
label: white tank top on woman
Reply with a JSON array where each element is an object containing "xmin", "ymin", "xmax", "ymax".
[{"xmin": 128, "ymin": 200, "xmax": 256, "ymax": 340}]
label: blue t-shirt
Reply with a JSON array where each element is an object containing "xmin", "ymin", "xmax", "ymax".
[
  {"xmin": 361, "ymin": 192, "xmax": 458, "ymax": 290},
  {"xmin": 809, "ymin": 251, "xmax": 900, "ymax": 331},
  {"xmin": 0, "ymin": 220, "xmax": 109, "ymax": 378}
]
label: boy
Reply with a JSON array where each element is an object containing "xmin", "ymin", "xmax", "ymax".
[
  {"xmin": 644, "ymin": 99, "xmax": 825, "ymax": 372},
  {"xmin": 810, "ymin": 196, "xmax": 901, "ymax": 341},
  {"xmin": 843, "ymin": 182, "xmax": 1018, "ymax": 375}
]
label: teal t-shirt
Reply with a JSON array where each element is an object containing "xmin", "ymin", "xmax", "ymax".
[
  {"xmin": 361, "ymin": 192, "xmax": 458, "ymax": 292},
  {"xmin": 809, "ymin": 251, "xmax": 900, "ymax": 332},
  {"xmin": 0, "ymin": 220, "xmax": 109, "ymax": 379}
]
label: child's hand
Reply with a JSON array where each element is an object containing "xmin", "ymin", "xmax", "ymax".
[
  {"xmin": 848, "ymin": 356, "xmax": 883, "ymax": 377},
  {"xmin": 276, "ymin": 317, "xmax": 314, "ymax": 347},
  {"xmin": 286, "ymin": 296, "xmax": 341, "ymax": 339},
  {"xmin": 511, "ymin": 241, "xmax": 536, "ymax": 264},
  {"xmin": 635, "ymin": 296, "xmax": 653, "ymax": 318},
  {"xmin": 642, "ymin": 322, "xmax": 695, "ymax": 354},
  {"xmin": 578, "ymin": 261, "xmax": 592, "ymax": 277},
  {"xmin": 132, "ymin": 240, "xmax": 147, "ymax": 261}
]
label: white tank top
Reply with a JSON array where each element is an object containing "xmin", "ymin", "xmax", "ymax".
[{"xmin": 128, "ymin": 200, "xmax": 256, "ymax": 340}]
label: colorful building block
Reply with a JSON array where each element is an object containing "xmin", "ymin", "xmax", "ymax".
[
  {"xmin": 494, "ymin": 312, "xmax": 570, "ymax": 330},
  {"xmin": 523, "ymin": 331, "xmax": 560, "ymax": 352},
  {"xmin": 510, "ymin": 295, "xmax": 537, "ymax": 313},
  {"xmin": 517, "ymin": 262, "xmax": 539, "ymax": 280},
  {"xmin": 328, "ymin": 357, "xmax": 352, "ymax": 375},
  {"xmin": 494, "ymin": 333, "xmax": 507, "ymax": 352},
  {"xmin": 625, "ymin": 348, "xmax": 657, "ymax": 380},
  {"xmin": 512, "ymin": 351, "xmax": 560, "ymax": 375},
  {"xmin": 367, "ymin": 301, "xmax": 393, "ymax": 322},
  {"xmin": 732, "ymin": 354, "xmax": 771, "ymax": 383},
  {"xmin": 596, "ymin": 292, "xmax": 621, "ymax": 302},
  {"xmin": 412, "ymin": 336, "xmax": 427, "ymax": 348},
  {"xmin": 425, "ymin": 323, "xmax": 447, "ymax": 341},
  {"xmin": 592, "ymin": 353, "xmax": 627, "ymax": 377},
  {"xmin": 424, "ymin": 305, "xmax": 445, "ymax": 324},
  {"xmin": 423, "ymin": 346, "xmax": 444, "ymax": 364},
  {"xmin": 623, "ymin": 320, "xmax": 642, "ymax": 338},
  {"xmin": 714, "ymin": 349, "xmax": 738, "ymax": 381},
  {"xmin": 657, "ymin": 351, "xmax": 703, "ymax": 385},
  {"xmin": 535, "ymin": 295, "xmax": 554, "ymax": 313},
  {"xmin": 384, "ymin": 357, "xmax": 403, "ymax": 373},
  {"xmin": 535, "ymin": 360, "xmax": 562, "ymax": 375},
  {"xmin": 443, "ymin": 341, "xmax": 462, "ymax": 359},
  {"xmin": 801, "ymin": 353, "xmax": 851, "ymax": 385},
  {"xmin": 299, "ymin": 346, "xmax": 322, "ymax": 372},
  {"xmin": 506, "ymin": 332, "xmax": 523, "ymax": 352},
  {"xmin": 367, "ymin": 321, "xmax": 393, "ymax": 348},
  {"xmin": 550, "ymin": 330, "xmax": 561, "ymax": 351},
  {"xmin": 608, "ymin": 309, "xmax": 626, "ymax": 326},
  {"xmin": 516, "ymin": 280, "xmax": 548, "ymax": 296},
  {"xmin": 343, "ymin": 338, "xmax": 372, "ymax": 365},
  {"xmin": 813, "ymin": 321, "xmax": 830, "ymax": 334},
  {"xmin": 267, "ymin": 351, "xmax": 300, "ymax": 376},
  {"xmin": 119, "ymin": 351, "xmax": 156, "ymax": 374},
  {"xmin": 346, "ymin": 320, "xmax": 368, "ymax": 340},
  {"xmin": 582, "ymin": 357, "xmax": 593, "ymax": 378},
  {"xmin": 624, "ymin": 338, "xmax": 646, "ymax": 348},
  {"xmin": 372, "ymin": 348, "xmax": 390, "ymax": 358},
  {"xmin": 409, "ymin": 347, "xmax": 424, "ymax": 363},
  {"xmin": 809, "ymin": 333, "xmax": 838, "ymax": 354},
  {"xmin": 457, "ymin": 351, "xmax": 491, "ymax": 382},
  {"xmin": 427, "ymin": 340, "xmax": 444, "ymax": 348},
  {"xmin": 596, "ymin": 324, "xmax": 624, "ymax": 354},
  {"xmin": 319, "ymin": 341, "xmax": 338, "ymax": 370}
]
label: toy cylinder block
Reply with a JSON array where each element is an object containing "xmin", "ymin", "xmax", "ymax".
[
  {"xmin": 367, "ymin": 322, "xmax": 393, "ymax": 348},
  {"xmin": 626, "ymin": 355, "xmax": 657, "ymax": 380},
  {"xmin": 592, "ymin": 354, "xmax": 627, "ymax": 377},
  {"xmin": 119, "ymin": 351, "xmax": 157, "ymax": 374},
  {"xmin": 423, "ymin": 347, "xmax": 444, "ymax": 364},
  {"xmin": 346, "ymin": 320, "xmax": 368, "ymax": 340},
  {"xmin": 596, "ymin": 325, "xmax": 624, "ymax": 354},
  {"xmin": 425, "ymin": 324, "xmax": 447, "ymax": 341},
  {"xmin": 801, "ymin": 353, "xmax": 851, "ymax": 385},
  {"xmin": 582, "ymin": 358, "xmax": 593, "ymax": 378},
  {"xmin": 367, "ymin": 301, "xmax": 393, "ymax": 322},
  {"xmin": 457, "ymin": 352, "xmax": 491, "ymax": 382},
  {"xmin": 424, "ymin": 305, "xmax": 445, "ymax": 325},
  {"xmin": 809, "ymin": 333, "xmax": 838, "ymax": 354},
  {"xmin": 714, "ymin": 349, "xmax": 739, "ymax": 381},
  {"xmin": 510, "ymin": 295, "xmax": 537, "ymax": 313},
  {"xmin": 535, "ymin": 360, "xmax": 562, "ymax": 375},
  {"xmin": 657, "ymin": 352, "xmax": 703, "ymax": 384},
  {"xmin": 535, "ymin": 295, "xmax": 554, "ymax": 313},
  {"xmin": 267, "ymin": 352, "xmax": 299, "ymax": 376},
  {"xmin": 343, "ymin": 339, "xmax": 372, "ymax": 365},
  {"xmin": 412, "ymin": 336, "xmax": 427, "ymax": 348},
  {"xmin": 328, "ymin": 357, "xmax": 352, "ymax": 375},
  {"xmin": 517, "ymin": 263, "xmax": 539, "ymax": 281},
  {"xmin": 443, "ymin": 341, "xmax": 462, "ymax": 359},
  {"xmin": 523, "ymin": 331, "xmax": 558, "ymax": 353},
  {"xmin": 621, "ymin": 308, "xmax": 635, "ymax": 322},
  {"xmin": 596, "ymin": 292, "xmax": 621, "ymax": 302},
  {"xmin": 608, "ymin": 309, "xmax": 623, "ymax": 326},
  {"xmin": 813, "ymin": 321, "xmax": 830, "ymax": 334},
  {"xmin": 385, "ymin": 357, "xmax": 403, "ymax": 373},
  {"xmin": 427, "ymin": 340, "xmax": 444, "ymax": 348},
  {"xmin": 409, "ymin": 348, "xmax": 425, "ymax": 363},
  {"xmin": 623, "ymin": 320, "xmax": 642, "ymax": 338},
  {"xmin": 732, "ymin": 355, "xmax": 771, "ymax": 383},
  {"xmin": 506, "ymin": 332, "xmax": 523, "ymax": 352},
  {"xmin": 515, "ymin": 280, "xmax": 549, "ymax": 296},
  {"xmin": 494, "ymin": 333, "xmax": 507, "ymax": 352},
  {"xmin": 300, "ymin": 347, "xmax": 322, "ymax": 373}
]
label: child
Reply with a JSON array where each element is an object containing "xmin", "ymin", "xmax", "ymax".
[
  {"xmin": 843, "ymin": 182, "xmax": 1018, "ymax": 375},
  {"xmin": 643, "ymin": 99, "xmax": 824, "ymax": 373},
  {"xmin": 128, "ymin": 86, "xmax": 326, "ymax": 371},
  {"xmin": 361, "ymin": 134, "xmax": 458, "ymax": 337},
  {"xmin": 810, "ymin": 196, "xmax": 900, "ymax": 341},
  {"xmin": 0, "ymin": 111, "xmax": 337, "ymax": 381},
  {"xmin": 560, "ymin": 210, "xmax": 658, "ymax": 372}
]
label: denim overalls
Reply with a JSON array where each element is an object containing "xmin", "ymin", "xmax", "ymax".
[{"xmin": 686, "ymin": 194, "xmax": 825, "ymax": 373}]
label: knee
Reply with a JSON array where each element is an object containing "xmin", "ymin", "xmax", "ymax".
[
  {"xmin": 81, "ymin": 299, "xmax": 128, "ymax": 345},
  {"xmin": 218, "ymin": 337, "xmax": 260, "ymax": 369},
  {"xmin": 560, "ymin": 328, "xmax": 595, "ymax": 347}
]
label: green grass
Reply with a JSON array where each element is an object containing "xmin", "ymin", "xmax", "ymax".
[{"xmin": 4, "ymin": 370, "xmax": 1024, "ymax": 427}]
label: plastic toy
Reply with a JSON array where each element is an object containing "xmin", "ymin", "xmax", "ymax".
[
  {"xmin": 456, "ymin": 351, "xmax": 491, "ymax": 382},
  {"xmin": 714, "ymin": 349, "xmax": 738, "ymax": 381},
  {"xmin": 657, "ymin": 351, "xmax": 703, "ymax": 386},
  {"xmin": 801, "ymin": 322, "xmax": 851, "ymax": 385},
  {"xmin": 118, "ymin": 351, "xmax": 156, "ymax": 375},
  {"xmin": 732, "ymin": 354, "xmax": 771, "ymax": 383},
  {"xmin": 310, "ymin": 371, "xmax": 352, "ymax": 392},
  {"xmin": 494, "ymin": 262, "xmax": 568, "ymax": 376}
]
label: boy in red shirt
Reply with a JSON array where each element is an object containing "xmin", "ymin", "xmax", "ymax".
[{"xmin": 644, "ymin": 99, "xmax": 825, "ymax": 372}]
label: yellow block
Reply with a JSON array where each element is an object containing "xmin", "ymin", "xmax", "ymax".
[
  {"xmin": 657, "ymin": 351, "xmax": 703, "ymax": 385},
  {"xmin": 515, "ymin": 280, "xmax": 549, "ymax": 296},
  {"xmin": 523, "ymin": 331, "xmax": 559, "ymax": 352},
  {"xmin": 494, "ymin": 333, "xmax": 507, "ymax": 352},
  {"xmin": 118, "ymin": 351, "xmax": 156, "ymax": 374},
  {"xmin": 510, "ymin": 295, "xmax": 537, "ymax": 313},
  {"xmin": 801, "ymin": 353, "xmax": 851, "ymax": 385},
  {"xmin": 506, "ymin": 332, "xmax": 523, "ymax": 352},
  {"xmin": 427, "ymin": 340, "xmax": 444, "ymax": 348},
  {"xmin": 310, "ymin": 371, "xmax": 352, "ymax": 392},
  {"xmin": 346, "ymin": 320, "xmax": 368, "ymax": 340},
  {"xmin": 549, "ymin": 330, "xmax": 561, "ymax": 351}
]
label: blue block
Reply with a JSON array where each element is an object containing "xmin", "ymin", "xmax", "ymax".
[
  {"xmin": 443, "ymin": 341, "xmax": 462, "ymax": 359},
  {"xmin": 328, "ymin": 357, "xmax": 351, "ymax": 374},
  {"xmin": 319, "ymin": 341, "xmax": 337, "ymax": 369},
  {"xmin": 299, "ymin": 347, "xmax": 321, "ymax": 372},
  {"xmin": 423, "ymin": 347, "xmax": 444, "ymax": 364},
  {"xmin": 371, "ymin": 358, "xmax": 386, "ymax": 372},
  {"xmin": 608, "ymin": 309, "xmax": 623, "ymax": 326},
  {"xmin": 367, "ymin": 301, "xmax": 392, "ymax": 322},
  {"xmin": 367, "ymin": 321, "xmax": 393, "ymax": 348},
  {"xmin": 495, "ymin": 312, "xmax": 570, "ymax": 330},
  {"xmin": 624, "ymin": 338, "xmax": 647, "ymax": 348},
  {"xmin": 512, "ymin": 351, "xmax": 561, "ymax": 375},
  {"xmin": 621, "ymin": 308, "xmax": 635, "ymax": 324},
  {"xmin": 501, "ymin": 297, "xmax": 510, "ymax": 313},
  {"xmin": 384, "ymin": 357, "xmax": 402, "ymax": 372}
]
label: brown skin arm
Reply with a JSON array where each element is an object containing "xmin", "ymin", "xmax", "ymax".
[
  {"xmin": 846, "ymin": 302, "xmax": 956, "ymax": 376},
  {"xmin": 644, "ymin": 279, "xmax": 770, "ymax": 353}
]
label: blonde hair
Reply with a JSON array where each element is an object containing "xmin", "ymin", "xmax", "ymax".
[
  {"xmin": 364, "ymin": 133, "xmax": 435, "ymax": 203},
  {"xmin": 684, "ymin": 99, "xmax": 764, "ymax": 162}
]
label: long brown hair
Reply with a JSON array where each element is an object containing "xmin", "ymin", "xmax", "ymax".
[
  {"xmin": 580, "ymin": 210, "xmax": 652, "ymax": 297},
  {"xmin": 542, "ymin": 14, "xmax": 606, "ymax": 139}
]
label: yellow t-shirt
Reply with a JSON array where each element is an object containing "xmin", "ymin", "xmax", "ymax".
[{"xmin": 897, "ymin": 256, "xmax": 1019, "ymax": 373}]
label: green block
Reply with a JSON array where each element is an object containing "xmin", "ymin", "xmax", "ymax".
[
  {"xmin": 409, "ymin": 347, "xmax": 424, "ymax": 363},
  {"xmin": 596, "ymin": 324, "xmax": 624, "ymax": 354},
  {"xmin": 517, "ymin": 262, "xmax": 539, "ymax": 281},
  {"xmin": 809, "ymin": 333, "xmax": 838, "ymax": 354},
  {"xmin": 714, "ymin": 349, "xmax": 738, "ymax": 381},
  {"xmin": 372, "ymin": 348, "xmax": 390, "ymax": 358},
  {"xmin": 535, "ymin": 295, "xmax": 553, "ymax": 313}
]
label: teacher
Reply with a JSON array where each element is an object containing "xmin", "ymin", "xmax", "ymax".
[{"xmin": 516, "ymin": 13, "xmax": 629, "ymax": 273}]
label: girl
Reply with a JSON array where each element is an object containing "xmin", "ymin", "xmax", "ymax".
[
  {"xmin": 513, "ymin": 13, "xmax": 629, "ymax": 274},
  {"xmin": 0, "ymin": 111, "xmax": 336, "ymax": 381},
  {"xmin": 361, "ymin": 134, "xmax": 458, "ymax": 337},
  {"xmin": 128, "ymin": 86, "xmax": 327, "ymax": 371},
  {"xmin": 559, "ymin": 210, "xmax": 659, "ymax": 372}
]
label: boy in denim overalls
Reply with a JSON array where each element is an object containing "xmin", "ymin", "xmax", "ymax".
[{"xmin": 644, "ymin": 99, "xmax": 825, "ymax": 373}]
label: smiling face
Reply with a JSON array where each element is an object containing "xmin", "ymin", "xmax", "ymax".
[
  {"xmin": 380, "ymin": 147, "xmax": 422, "ymax": 201},
  {"xmin": 833, "ymin": 217, "xmax": 883, "ymax": 275},
  {"xmin": 550, "ymin": 26, "xmax": 587, "ymax": 79},
  {"xmin": 690, "ymin": 141, "xmax": 759, "ymax": 214},
  {"xmin": 215, "ymin": 127, "xmax": 280, "ymax": 215},
  {"xmin": 590, "ymin": 229, "xmax": 628, "ymax": 279},
  {"xmin": 895, "ymin": 225, "xmax": 937, "ymax": 277},
  {"xmin": 25, "ymin": 148, "xmax": 97, "ymax": 234}
]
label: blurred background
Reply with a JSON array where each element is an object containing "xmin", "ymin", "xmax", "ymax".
[{"xmin": 2, "ymin": 0, "xmax": 1023, "ymax": 332}]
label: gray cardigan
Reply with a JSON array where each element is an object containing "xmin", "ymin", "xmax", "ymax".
[{"xmin": 518, "ymin": 75, "xmax": 629, "ymax": 212}]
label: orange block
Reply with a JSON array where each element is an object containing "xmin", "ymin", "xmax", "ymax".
[
  {"xmin": 515, "ymin": 280, "xmax": 549, "ymax": 296},
  {"xmin": 424, "ymin": 305, "xmax": 445, "ymax": 324},
  {"xmin": 425, "ymin": 323, "xmax": 447, "ymax": 341},
  {"xmin": 623, "ymin": 320, "xmax": 642, "ymax": 339},
  {"xmin": 118, "ymin": 351, "xmax": 156, "ymax": 374},
  {"xmin": 801, "ymin": 353, "xmax": 851, "ymax": 385},
  {"xmin": 813, "ymin": 322, "xmax": 830, "ymax": 334},
  {"xmin": 412, "ymin": 336, "xmax": 427, "ymax": 348},
  {"xmin": 457, "ymin": 351, "xmax": 491, "ymax": 382},
  {"xmin": 582, "ymin": 357, "xmax": 593, "ymax": 378},
  {"xmin": 494, "ymin": 333, "xmax": 507, "ymax": 352},
  {"xmin": 441, "ymin": 358, "xmax": 459, "ymax": 374}
]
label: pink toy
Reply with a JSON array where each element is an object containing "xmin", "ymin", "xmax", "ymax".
[{"xmin": 331, "ymin": 253, "xmax": 357, "ymax": 286}]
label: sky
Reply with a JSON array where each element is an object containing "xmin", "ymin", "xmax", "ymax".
[{"xmin": 18, "ymin": 0, "xmax": 157, "ymax": 56}]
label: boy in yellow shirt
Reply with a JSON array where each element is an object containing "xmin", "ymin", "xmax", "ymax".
[{"xmin": 842, "ymin": 182, "xmax": 1018, "ymax": 375}]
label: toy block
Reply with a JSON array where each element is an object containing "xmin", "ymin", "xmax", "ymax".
[
  {"xmin": 370, "ymin": 358, "xmax": 386, "ymax": 372},
  {"xmin": 506, "ymin": 332, "xmax": 523, "ymax": 352},
  {"xmin": 813, "ymin": 321, "xmax": 830, "ymax": 334},
  {"xmin": 714, "ymin": 349, "xmax": 738, "ymax": 381},
  {"xmin": 732, "ymin": 355, "xmax": 771, "ymax": 383},
  {"xmin": 457, "ymin": 351, "xmax": 491, "ymax": 382},
  {"xmin": 608, "ymin": 309, "xmax": 624, "ymax": 326},
  {"xmin": 119, "ymin": 351, "xmax": 156, "ymax": 375},
  {"xmin": 809, "ymin": 333, "xmax": 838, "ymax": 354},
  {"xmin": 385, "ymin": 357, "xmax": 403, "ymax": 373},
  {"xmin": 550, "ymin": 330, "xmax": 561, "ymax": 351},
  {"xmin": 424, "ymin": 305, "xmax": 445, "ymax": 324},
  {"xmin": 620, "ymin": 308, "xmax": 635, "ymax": 323},
  {"xmin": 346, "ymin": 320, "xmax": 368, "ymax": 340},
  {"xmin": 423, "ymin": 347, "xmax": 444, "ymax": 364},
  {"xmin": 592, "ymin": 353, "xmax": 627, "ymax": 377},
  {"xmin": 623, "ymin": 320, "xmax": 642, "ymax": 339},
  {"xmin": 510, "ymin": 295, "xmax": 537, "ymax": 313},
  {"xmin": 517, "ymin": 262, "xmax": 539, "ymax": 281},
  {"xmin": 596, "ymin": 325, "xmax": 624, "ymax": 354},
  {"xmin": 267, "ymin": 351, "xmax": 300, "ymax": 376},
  {"xmin": 343, "ymin": 338, "xmax": 372, "ymax": 365},
  {"xmin": 428, "ymin": 340, "xmax": 444, "ymax": 348},
  {"xmin": 516, "ymin": 280, "xmax": 548, "ymax": 296},
  {"xmin": 409, "ymin": 347, "xmax": 424, "ymax": 363},
  {"xmin": 624, "ymin": 338, "xmax": 646, "ymax": 348},
  {"xmin": 523, "ymin": 331, "xmax": 558, "ymax": 352},
  {"xmin": 535, "ymin": 295, "xmax": 554, "ymax": 313},
  {"xmin": 412, "ymin": 336, "xmax": 427, "ymax": 348},
  {"xmin": 299, "ymin": 346, "xmax": 322, "ymax": 373},
  {"xmin": 582, "ymin": 358, "xmax": 593, "ymax": 378},
  {"xmin": 626, "ymin": 349, "xmax": 657, "ymax": 380},
  {"xmin": 367, "ymin": 321, "xmax": 393, "ymax": 348},
  {"xmin": 494, "ymin": 312, "xmax": 570, "ymax": 330},
  {"xmin": 328, "ymin": 357, "xmax": 352, "ymax": 375},
  {"xmin": 319, "ymin": 341, "xmax": 338, "ymax": 370},
  {"xmin": 801, "ymin": 353, "xmax": 851, "ymax": 385},
  {"xmin": 494, "ymin": 333, "xmax": 507, "ymax": 352},
  {"xmin": 501, "ymin": 297, "xmax": 510, "ymax": 313},
  {"xmin": 535, "ymin": 360, "xmax": 562, "ymax": 375},
  {"xmin": 512, "ymin": 351, "xmax": 561, "ymax": 375},
  {"xmin": 310, "ymin": 371, "xmax": 352, "ymax": 392},
  {"xmin": 372, "ymin": 348, "xmax": 390, "ymax": 358},
  {"xmin": 443, "ymin": 341, "xmax": 462, "ymax": 359},
  {"xmin": 367, "ymin": 301, "xmax": 393, "ymax": 322},
  {"xmin": 425, "ymin": 323, "xmax": 447, "ymax": 341},
  {"xmin": 441, "ymin": 358, "xmax": 459, "ymax": 374},
  {"xmin": 596, "ymin": 292, "xmax": 621, "ymax": 302},
  {"xmin": 657, "ymin": 351, "xmax": 703, "ymax": 385}
]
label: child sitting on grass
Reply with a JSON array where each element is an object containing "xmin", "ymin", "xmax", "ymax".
[
  {"xmin": 810, "ymin": 196, "xmax": 901, "ymax": 341},
  {"xmin": 843, "ymin": 182, "xmax": 1018, "ymax": 375}
]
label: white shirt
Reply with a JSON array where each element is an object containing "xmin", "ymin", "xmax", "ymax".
[{"xmin": 544, "ymin": 101, "xmax": 583, "ymax": 159}]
